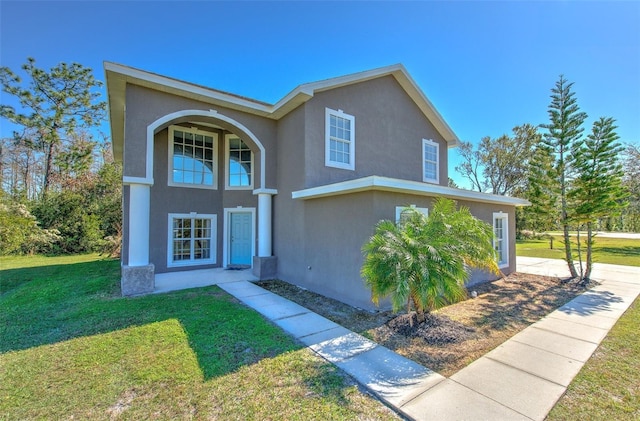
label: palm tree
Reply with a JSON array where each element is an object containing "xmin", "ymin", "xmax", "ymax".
[{"xmin": 361, "ymin": 197, "xmax": 500, "ymax": 324}]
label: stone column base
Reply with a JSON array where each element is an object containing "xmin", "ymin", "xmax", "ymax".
[
  {"xmin": 252, "ymin": 256, "xmax": 277, "ymax": 279},
  {"xmin": 121, "ymin": 264, "xmax": 155, "ymax": 296}
]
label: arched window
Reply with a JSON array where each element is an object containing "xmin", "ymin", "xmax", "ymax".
[{"xmin": 169, "ymin": 126, "xmax": 217, "ymax": 188}]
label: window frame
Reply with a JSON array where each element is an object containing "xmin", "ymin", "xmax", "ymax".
[
  {"xmin": 395, "ymin": 205, "xmax": 429, "ymax": 224},
  {"xmin": 325, "ymin": 108, "xmax": 355, "ymax": 171},
  {"xmin": 493, "ymin": 211, "xmax": 509, "ymax": 268},
  {"xmin": 168, "ymin": 125, "xmax": 218, "ymax": 190},
  {"xmin": 167, "ymin": 212, "xmax": 217, "ymax": 268},
  {"xmin": 422, "ymin": 138, "xmax": 440, "ymax": 184},
  {"xmin": 224, "ymin": 134, "xmax": 254, "ymax": 190}
]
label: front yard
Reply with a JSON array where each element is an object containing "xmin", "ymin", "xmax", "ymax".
[
  {"xmin": 516, "ymin": 235, "xmax": 640, "ymax": 267},
  {"xmin": 2, "ymin": 253, "xmax": 638, "ymax": 419},
  {"xmin": 0, "ymin": 255, "xmax": 397, "ymax": 420}
]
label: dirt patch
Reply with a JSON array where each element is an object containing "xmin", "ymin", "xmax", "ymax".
[{"xmin": 257, "ymin": 273, "xmax": 589, "ymax": 377}]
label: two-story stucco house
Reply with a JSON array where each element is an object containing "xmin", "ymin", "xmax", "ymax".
[{"xmin": 105, "ymin": 62, "xmax": 529, "ymax": 310}]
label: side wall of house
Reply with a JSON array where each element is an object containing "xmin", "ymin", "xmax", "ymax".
[
  {"xmin": 302, "ymin": 75, "xmax": 449, "ymax": 189},
  {"xmin": 273, "ymin": 104, "xmax": 307, "ymax": 282},
  {"xmin": 290, "ymin": 191, "xmax": 517, "ymax": 311}
]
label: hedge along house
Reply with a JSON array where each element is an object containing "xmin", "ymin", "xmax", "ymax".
[{"xmin": 105, "ymin": 62, "xmax": 529, "ymax": 310}]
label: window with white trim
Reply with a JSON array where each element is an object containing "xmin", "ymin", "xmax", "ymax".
[
  {"xmin": 169, "ymin": 126, "xmax": 218, "ymax": 188},
  {"xmin": 422, "ymin": 139, "xmax": 439, "ymax": 184},
  {"xmin": 225, "ymin": 134, "xmax": 253, "ymax": 189},
  {"xmin": 325, "ymin": 108, "xmax": 355, "ymax": 170},
  {"xmin": 395, "ymin": 205, "xmax": 429, "ymax": 224},
  {"xmin": 493, "ymin": 212, "xmax": 509, "ymax": 268},
  {"xmin": 168, "ymin": 213, "xmax": 217, "ymax": 267}
]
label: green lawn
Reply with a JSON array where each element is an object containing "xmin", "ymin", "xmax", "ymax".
[
  {"xmin": 547, "ymin": 297, "xmax": 640, "ymax": 420},
  {"xmin": 0, "ymin": 255, "xmax": 397, "ymax": 420},
  {"xmin": 516, "ymin": 235, "xmax": 640, "ymax": 267}
]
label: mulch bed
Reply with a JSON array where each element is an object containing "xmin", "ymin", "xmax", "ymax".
[{"xmin": 256, "ymin": 273, "xmax": 589, "ymax": 377}]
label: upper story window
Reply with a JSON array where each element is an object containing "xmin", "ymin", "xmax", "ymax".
[
  {"xmin": 325, "ymin": 108, "xmax": 355, "ymax": 171},
  {"xmin": 422, "ymin": 138, "xmax": 439, "ymax": 184},
  {"xmin": 169, "ymin": 125, "xmax": 218, "ymax": 189},
  {"xmin": 225, "ymin": 134, "xmax": 253, "ymax": 189}
]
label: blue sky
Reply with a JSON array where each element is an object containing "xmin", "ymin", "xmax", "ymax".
[{"xmin": 1, "ymin": 1, "xmax": 638, "ymax": 188}]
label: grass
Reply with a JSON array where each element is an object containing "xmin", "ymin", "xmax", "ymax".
[
  {"xmin": 517, "ymin": 235, "xmax": 640, "ymax": 267},
  {"xmin": 0, "ymin": 254, "xmax": 398, "ymax": 420},
  {"xmin": 547, "ymin": 296, "xmax": 640, "ymax": 420}
]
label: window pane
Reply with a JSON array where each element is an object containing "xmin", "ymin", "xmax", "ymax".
[{"xmin": 172, "ymin": 128, "xmax": 216, "ymax": 186}]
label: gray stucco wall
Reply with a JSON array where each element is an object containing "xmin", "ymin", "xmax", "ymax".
[
  {"xmin": 119, "ymin": 75, "xmax": 519, "ymax": 311},
  {"xmin": 302, "ymin": 75, "xmax": 448, "ymax": 189},
  {"xmin": 123, "ymin": 85, "xmax": 278, "ymax": 187},
  {"xmin": 150, "ymin": 128, "xmax": 257, "ymax": 273},
  {"xmin": 280, "ymin": 191, "xmax": 517, "ymax": 311},
  {"xmin": 273, "ymin": 104, "xmax": 307, "ymax": 282},
  {"xmin": 121, "ymin": 85, "xmax": 277, "ymax": 272}
]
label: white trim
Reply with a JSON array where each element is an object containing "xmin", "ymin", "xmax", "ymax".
[
  {"xmin": 128, "ymin": 184, "xmax": 151, "ymax": 266},
  {"xmin": 168, "ymin": 125, "xmax": 218, "ymax": 189},
  {"xmin": 146, "ymin": 109, "xmax": 268, "ymax": 190},
  {"xmin": 422, "ymin": 138, "xmax": 439, "ymax": 184},
  {"xmin": 325, "ymin": 108, "xmax": 356, "ymax": 171},
  {"xmin": 257, "ymin": 193, "xmax": 273, "ymax": 257},
  {"xmin": 223, "ymin": 207, "xmax": 256, "ymax": 268},
  {"xmin": 224, "ymin": 133, "xmax": 254, "ymax": 190},
  {"xmin": 123, "ymin": 176, "xmax": 153, "ymax": 186},
  {"xmin": 493, "ymin": 211, "xmax": 509, "ymax": 268},
  {"xmin": 253, "ymin": 188, "xmax": 278, "ymax": 195},
  {"xmin": 167, "ymin": 213, "xmax": 217, "ymax": 268},
  {"xmin": 292, "ymin": 175, "xmax": 531, "ymax": 206},
  {"xmin": 395, "ymin": 205, "xmax": 428, "ymax": 223}
]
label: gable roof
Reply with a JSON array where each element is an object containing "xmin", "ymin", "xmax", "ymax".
[{"xmin": 105, "ymin": 62, "xmax": 461, "ymax": 161}]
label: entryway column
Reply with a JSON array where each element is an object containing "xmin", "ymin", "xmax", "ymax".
[
  {"xmin": 121, "ymin": 182, "xmax": 154, "ymax": 296},
  {"xmin": 253, "ymin": 188, "xmax": 277, "ymax": 278},
  {"xmin": 128, "ymin": 183, "xmax": 151, "ymax": 265}
]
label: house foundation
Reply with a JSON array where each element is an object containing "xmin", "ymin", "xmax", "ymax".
[{"xmin": 121, "ymin": 264, "xmax": 155, "ymax": 296}]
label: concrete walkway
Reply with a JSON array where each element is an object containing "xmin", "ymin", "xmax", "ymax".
[{"xmin": 160, "ymin": 259, "xmax": 640, "ymax": 420}]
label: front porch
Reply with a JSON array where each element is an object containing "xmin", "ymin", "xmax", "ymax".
[{"xmin": 153, "ymin": 267, "xmax": 258, "ymax": 294}]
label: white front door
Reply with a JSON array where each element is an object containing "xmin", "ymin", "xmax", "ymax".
[{"xmin": 229, "ymin": 211, "xmax": 253, "ymax": 266}]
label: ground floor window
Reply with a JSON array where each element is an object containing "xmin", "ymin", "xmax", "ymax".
[
  {"xmin": 168, "ymin": 213, "xmax": 217, "ymax": 267},
  {"xmin": 493, "ymin": 212, "xmax": 508, "ymax": 268},
  {"xmin": 395, "ymin": 205, "xmax": 429, "ymax": 224}
]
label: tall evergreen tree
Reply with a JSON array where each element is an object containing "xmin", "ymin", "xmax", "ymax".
[
  {"xmin": 526, "ymin": 143, "xmax": 558, "ymax": 232},
  {"xmin": 540, "ymin": 75, "xmax": 587, "ymax": 278},
  {"xmin": 569, "ymin": 117, "xmax": 628, "ymax": 280},
  {"xmin": 0, "ymin": 58, "xmax": 106, "ymax": 196}
]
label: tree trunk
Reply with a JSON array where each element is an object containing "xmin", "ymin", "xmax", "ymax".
[
  {"xmin": 411, "ymin": 296, "xmax": 426, "ymax": 324},
  {"xmin": 562, "ymin": 223, "xmax": 578, "ymax": 278},
  {"xmin": 42, "ymin": 142, "xmax": 54, "ymax": 197},
  {"xmin": 560, "ymin": 165, "xmax": 578, "ymax": 278},
  {"xmin": 585, "ymin": 222, "xmax": 593, "ymax": 281},
  {"xmin": 575, "ymin": 227, "xmax": 584, "ymax": 279}
]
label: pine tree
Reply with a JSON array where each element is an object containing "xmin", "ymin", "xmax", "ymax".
[
  {"xmin": 569, "ymin": 117, "xmax": 628, "ymax": 280},
  {"xmin": 540, "ymin": 75, "xmax": 587, "ymax": 278},
  {"xmin": 526, "ymin": 143, "xmax": 558, "ymax": 232},
  {"xmin": 0, "ymin": 58, "xmax": 106, "ymax": 196}
]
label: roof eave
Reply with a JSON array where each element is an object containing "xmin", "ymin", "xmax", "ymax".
[{"xmin": 292, "ymin": 175, "xmax": 530, "ymax": 207}]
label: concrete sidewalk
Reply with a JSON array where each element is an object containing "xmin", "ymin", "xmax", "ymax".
[{"xmin": 183, "ymin": 258, "xmax": 639, "ymax": 420}]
